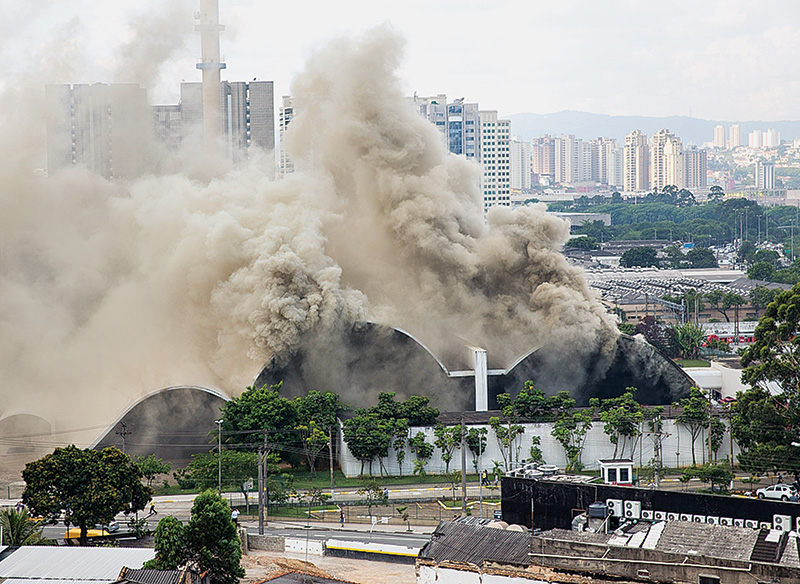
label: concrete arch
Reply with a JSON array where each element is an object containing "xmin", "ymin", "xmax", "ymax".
[{"xmin": 92, "ymin": 385, "xmax": 230, "ymax": 465}]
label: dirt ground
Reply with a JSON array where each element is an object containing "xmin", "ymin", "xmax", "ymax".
[{"xmin": 241, "ymin": 551, "xmax": 417, "ymax": 584}]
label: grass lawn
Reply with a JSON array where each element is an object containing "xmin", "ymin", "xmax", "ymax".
[{"xmin": 674, "ymin": 359, "xmax": 711, "ymax": 368}]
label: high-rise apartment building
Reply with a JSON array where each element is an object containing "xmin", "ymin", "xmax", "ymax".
[
  {"xmin": 179, "ymin": 80, "xmax": 274, "ymax": 161},
  {"xmin": 412, "ymin": 94, "xmax": 480, "ymax": 161},
  {"xmin": 624, "ymin": 130, "xmax": 649, "ymax": 192},
  {"xmin": 46, "ymin": 83, "xmax": 149, "ymax": 180},
  {"xmin": 591, "ymin": 137, "xmax": 622, "ymax": 188},
  {"xmin": 554, "ymin": 134, "xmax": 576, "ymax": 184},
  {"xmin": 510, "ymin": 139, "xmax": 532, "ymax": 190},
  {"xmin": 650, "ymin": 129, "xmax": 682, "ymax": 190},
  {"xmin": 755, "ymin": 160, "xmax": 775, "ymax": 189},
  {"xmin": 713, "ymin": 125, "xmax": 726, "ymax": 149},
  {"xmin": 278, "ymin": 95, "xmax": 295, "ymax": 176},
  {"xmin": 683, "ymin": 146, "xmax": 707, "ymax": 189},
  {"xmin": 479, "ymin": 110, "xmax": 511, "ymax": 211},
  {"xmin": 748, "ymin": 130, "xmax": 763, "ymax": 148},
  {"xmin": 531, "ymin": 136, "xmax": 555, "ymax": 183},
  {"xmin": 764, "ymin": 128, "xmax": 780, "ymax": 148},
  {"xmin": 729, "ymin": 124, "xmax": 742, "ymax": 149}
]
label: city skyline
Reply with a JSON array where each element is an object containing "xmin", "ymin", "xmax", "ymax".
[{"xmin": 8, "ymin": 0, "xmax": 800, "ymax": 122}]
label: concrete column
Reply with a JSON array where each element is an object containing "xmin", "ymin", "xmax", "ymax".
[{"xmin": 473, "ymin": 348, "xmax": 488, "ymax": 411}]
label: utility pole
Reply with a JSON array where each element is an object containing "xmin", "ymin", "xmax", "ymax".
[
  {"xmin": 328, "ymin": 426, "xmax": 336, "ymax": 499},
  {"xmin": 460, "ymin": 417, "xmax": 467, "ymax": 515},
  {"xmin": 215, "ymin": 419, "xmax": 223, "ymax": 495},
  {"xmin": 257, "ymin": 446, "xmax": 264, "ymax": 535},
  {"xmin": 115, "ymin": 422, "xmax": 130, "ymax": 455}
]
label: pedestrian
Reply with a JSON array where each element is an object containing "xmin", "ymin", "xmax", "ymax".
[
  {"xmin": 494, "ymin": 471, "xmax": 499, "ymax": 486},
  {"xmin": 339, "ymin": 510, "xmax": 345, "ymax": 527},
  {"xmin": 777, "ymin": 473, "xmax": 783, "ymax": 483},
  {"xmin": 383, "ymin": 488, "xmax": 389, "ymax": 500},
  {"xmin": 150, "ymin": 503, "xmax": 157, "ymax": 515},
  {"xmin": 15, "ymin": 501, "xmax": 23, "ymax": 512},
  {"xmin": 481, "ymin": 470, "xmax": 488, "ymax": 486},
  {"xmin": 231, "ymin": 508, "xmax": 240, "ymax": 525}
]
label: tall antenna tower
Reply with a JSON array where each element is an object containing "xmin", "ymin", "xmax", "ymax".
[{"xmin": 195, "ymin": 0, "xmax": 226, "ymax": 149}]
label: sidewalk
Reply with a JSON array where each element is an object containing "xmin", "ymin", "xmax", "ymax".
[{"xmin": 241, "ymin": 518, "xmax": 437, "ymax": 536}]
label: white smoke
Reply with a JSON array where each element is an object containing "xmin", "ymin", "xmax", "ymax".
[{"xmin": 0, "ymin": 24, "xmax": 617, "ymax": 444}]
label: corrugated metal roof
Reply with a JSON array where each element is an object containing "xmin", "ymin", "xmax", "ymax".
[
  {"xmin": 0, "ymin": 546, "xmax": 155, "ymax": 579},
  {"xmin": 262, "ymin": 572, "xmax": 356, "ymax": 584},
  {"xmin": 418, "ymin": 520, "xmax": 530, "ymax": 566},
  {"xmin": 120, "ymin": 568, "xmax": 181, "ymax": 584}
]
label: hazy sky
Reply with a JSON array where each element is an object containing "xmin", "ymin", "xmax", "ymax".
[{"xmin": 5, "ymin": 0, "xmax": 800, "ymax": 121}]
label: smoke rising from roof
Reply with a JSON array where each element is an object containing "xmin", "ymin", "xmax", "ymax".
[{"xmin": 0, "ymin": 24, "xmax": 618, "ymax": 437}]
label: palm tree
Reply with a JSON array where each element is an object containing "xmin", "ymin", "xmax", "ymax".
[{"xmin": 0, "ymin": 507, "xmax": 50, "ymax": 545}]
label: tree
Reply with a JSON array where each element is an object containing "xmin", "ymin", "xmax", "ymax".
[
  {"xmin": 357, "ymin": 476, "xmax": 388, "ymax": 517},
  {"xmin": 392, "ymin": 419, "xmax": 409, "ymax": 477},
  {"xmin": 135, "ymin": 454, "xmax": 171, "ymax": 487},
  {"xmin": 740, "ymin": 283, "xmax": 800, "ymax": 395},
  {"xmin": 753, "ymin": 249, "xmax": 781, "ymax": 267},
  {"xmin": 143, "ymin": 516, "xmax": 186, "ymax": 570},
  {"xmin": 465, "ymin": 427, "xmax": 488, "ymax": 473},
  {"xmin": 673, "ymin": 387, "xmax": 710, "ymax": 466},
  {"xmin": 220, "ymin": 382, "xmax": 298, "ymax": 455},
  {"xmin": 183, "ymin": 491, "xmax": 244, "ymax": 584},
  {"xmin": 730, "ymin": 386, "xmax": 800, "ymax": 481},
  {"xmin": 0, "ymin": 507, "xmax": 49, "ymax": 545},
  {"xmin": 342, "ymin": 411, "xmax": 392, "ymax": 476},
  {"xmin": 671, "ymin": 322, "xmax": 706, "ymax": 360},
  {"xmin": 682, "ymin": 463, "xmax": 735, "ymax": 492},
  {"xmin": 552, "ymin": 410, "xmax": 593, "ymax": 472},
  {"xmin": 511, "ymin": 382, "xmax": 555, "ymax": 421},
  {"xmin": 686, "ymin": 247, "xmax": 717, "ymax": 268},
  {"xmin": 708, "ymin": 185, "xmax": 725, "ymax": 202},
  {"xmin": 749, "ymin": 285, "xmax": 780, "ymax": 316},
  {"xmin": 295, "ymin": 420, "xmax": 329, "ymax": 477},
  {"xmin": 738, "ymin": 240, "xmax": 756, "ymax": 263},
  {"xmin": 528, "ymin": 435, "xmax": 544, "ymax": 464},
  {"xmin": 620, "ymin": 246, "xmax": 659, "ymax": 268},
  {"xmin": 433, "ymin": 425, "xmax": 462, "ymax": 473},
  {"xmin": 22, "ymin": 445, "xmax": 151, "ymax": 546},
  {"xmin": 748, "ymin": 262, "xmax": 776, "ymax": 281},
  {"xmin": 409, "ymin": 432, "xmax": 434, "ymax": 476},
  {"xmin": 566, "ymin": 236, "xmax": 599, "ymax": 250},
  {"xmin": 590, "ymin": 388, "xmax": 645, "ymax": 459},
  {"xmin": 178, "ymin": 450, "xmax": 258, "ymax": 491},
  {"xmin": 704, "ymin": 290, "xmax": 746, "ymax": 323}
]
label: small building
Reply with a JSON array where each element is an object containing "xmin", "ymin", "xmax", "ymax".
[
  {"xmin": 0, "ymin": 546, "xmax": 155, "ymax": 584},
  {"xmin": 598, "ymin": 458, "xmax": 634, "ymax": 486}
]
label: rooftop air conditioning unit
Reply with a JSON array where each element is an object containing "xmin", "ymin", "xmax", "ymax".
[
  {"xmin": 606, "ymin": 499, "xmax": 623, "ymax": 517},
  {"xmin": 745, "ymin": 519, "xmax": 758, "ymax": 529},
  {"xmin": 667, "ymin": 512, "xmax": 679, "ymax": 522},
  {"xmin": 719, "ymin": 517, "xmax": 732, "ymax": 526},
  {"xmin": 679, "ymin": 513, "xmax": 692, "ymax": 522},
  {"xmin": 641, "ymin": 510, "xmax": 653, "ymax": 520},
  {"xmin": 706, "ymin": 516, "xmax": 719, "ymax": 525},
  {"xmin": 796, "ymin": 517, "xmax": 800, "ymax": 532},
  {"xmin": 624, "ymin": 501, "xmax": 641, "ymax": 519},
  {"xmin": 654, "ymin": 511, "xmax": 666, "ymax": 521},
  {"xmin": 773, "ymin": 515, "xmax": 791, "ymax": 531},
  {"xmin": 693, "ymin": 515, "xmax": 706, "ymax": 523},
  {"xmin": 760, "ymin": 521, "xmax": 772, "ymax": 530},
  {"xmin": 733, "ymin": 518, "xmax": 745, "ymax": 527}
]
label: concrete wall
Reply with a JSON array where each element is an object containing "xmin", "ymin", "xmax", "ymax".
[
  {"xmin": 532, "ymin": 536, "xmax": 798, "ymax": 584},
  {"xmin": 247, "ymin": 534, "xmax": 284, "ymax": 552},
  {"xmin": 285, "ymin": 537, "xmax": 324, "ymax": 556},
  {"xmin": 339, "ymin": 419, "xmax": 736, "ymax": 478}
]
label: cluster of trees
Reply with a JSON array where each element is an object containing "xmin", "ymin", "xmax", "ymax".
[
  {"xmin": 556, "ymin": 193, "xmax": 799, "ymax": 274},
  {"xmin": 145, "ymin": 491, "xmax": 244, "ymax": 584},
  {"xmin": 618, "ymin": 245, "xmax": 718, "ymax": 269}
]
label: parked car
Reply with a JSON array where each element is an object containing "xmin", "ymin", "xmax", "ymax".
[
  {"xmin": 756, "ymin": 484, "xmax": 798, "ymax": 501},
  {"xmin": 718, "ymin": 396, "xmax": 736, "ymax": 404}
]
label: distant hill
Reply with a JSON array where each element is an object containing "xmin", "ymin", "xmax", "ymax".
[{"xmin": 506, "ymin": 110, "xmax": 800, "ymax": 145}]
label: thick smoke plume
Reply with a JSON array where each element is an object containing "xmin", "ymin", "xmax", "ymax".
[{"xmin": 0, "ymin": 24, "xmax": 618, "ymax": 450}]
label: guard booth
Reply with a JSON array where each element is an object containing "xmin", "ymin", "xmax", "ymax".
[{"xmin": 599, "ymin": 459, "xmax": 634, "ymax": 486}]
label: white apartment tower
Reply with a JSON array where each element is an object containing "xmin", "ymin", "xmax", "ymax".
[
  {"xmin": 479, "ymin": 110, "xmax": 511, "ymax": 211},
  {"xmin": 624, "ymin": 129, "xmax": 649, "ymax": 192},
  {"xmin": 279, "ymin": 95, "xmax": 294, "ymax": 176},
  {"xmin": 510, "ymin": 139, "xmax": 532, "ymax": 190},
  {"xmin": 531, "ymin": 136, "xmax": 555, "ymax": 183},
  {"xmin": 46, "ymin": 83, "xmax": 149, "ymax": 180},
  {"xmin": 591, "ymin": 137, "xmax": 622, "ymax": 188},
  {"xmin": 180, "ymin": 80, "xmax": 274, "ymax": 162},
  {"xmin": 713, "ymin": 125, "xmax": 726, "ymax": 149},
  {"xmin": 412, "ymin": 94, "xmax": 480, "ymax": 160},
  {"xmin": 729, "ymin": 124, "xmax": 742, "ymax": 148},
  {"xmin": 683, "ymin": 146, "xmax": 707, "ymax": 189},
  {"xmin": 749, "ymin": 130, "xmax": 763, "ymax": 148},
  {"xmin": 650, "ymin": 129, "xmax": 682, "ymax": 190},
  {"xmin": 755, "ymin": 160, "xmax": 775, "ymax": 189}
]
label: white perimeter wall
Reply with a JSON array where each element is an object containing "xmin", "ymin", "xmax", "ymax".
[
  {"xmin": 417, "ymin": 565, "xmax": 549, "ymax": 584},
  {"xmin": 339, "ymin": 419, "xmax": 736, "ymax": 478}
]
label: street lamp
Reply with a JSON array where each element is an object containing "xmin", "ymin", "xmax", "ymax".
[{"xmin": 215, "ymin": 419, "xmax": 223, "ymax": 494}]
